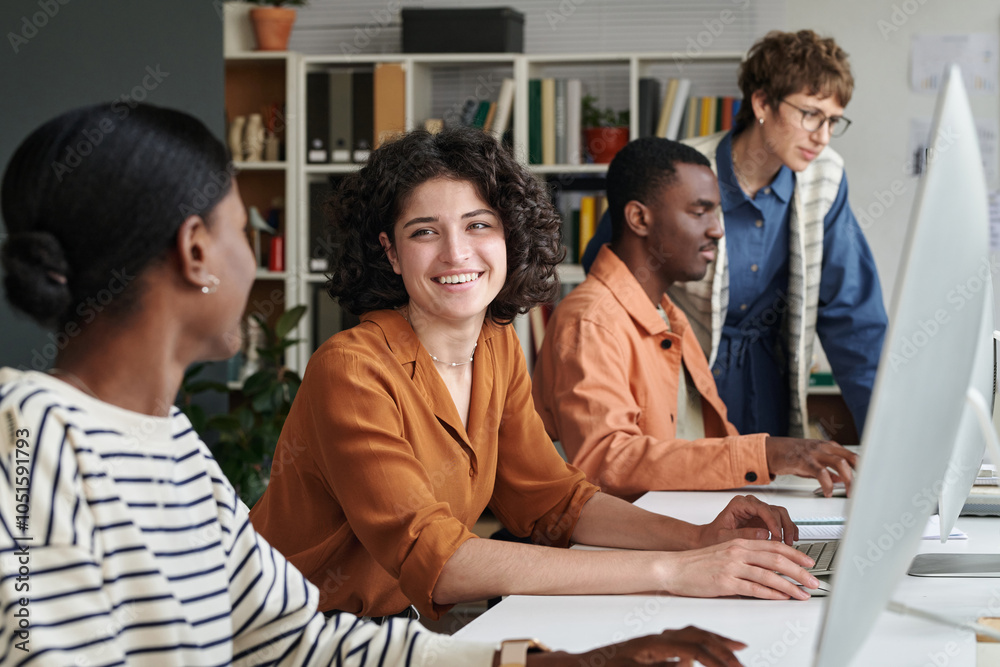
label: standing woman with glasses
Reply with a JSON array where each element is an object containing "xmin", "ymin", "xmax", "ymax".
[{"xmin": 582, "ymin": 29, "xmax": 887, "ymax": 440}]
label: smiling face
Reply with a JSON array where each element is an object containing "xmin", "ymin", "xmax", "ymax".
[
  {"xmin": 379, "ymin": 177, "xmax": 507, "ymax": 329},
  {"xmin": 755, "ymin": 88, "xmax": 846, "ymax": 172},
  {"xmin": 642, "ymin": 162, "xmax": 723, "ymax": 287}
]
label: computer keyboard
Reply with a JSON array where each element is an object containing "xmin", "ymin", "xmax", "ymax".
[{"xmin": 794, "ymin": 540, "xmax": 839, "ymax": 575}]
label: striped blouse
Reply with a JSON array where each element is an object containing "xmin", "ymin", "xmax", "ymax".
[{"xmin": 0, "ymin": 369, "xmax": 495, "ymax": 666}]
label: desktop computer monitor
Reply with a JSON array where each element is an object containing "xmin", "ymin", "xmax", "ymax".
[
  {"xmin": 813, "ymin": 64, "xmax": 991, "ymax": 667},
  {"xmin": 935, "ymin": 280, "xmax": 995, "ymax": 540}
]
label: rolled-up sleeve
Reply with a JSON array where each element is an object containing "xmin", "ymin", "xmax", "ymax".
[{"xmin": 534, "ymin": 315, "xmax": 769, "ymax": 498}]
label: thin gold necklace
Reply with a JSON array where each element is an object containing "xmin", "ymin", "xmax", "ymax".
[
  {"xmin": 398, "ymin": 305, "xmax": 477, "ymax": 367},
  {"xmin": 429, "ymin": 344, "xmax": 477, "ymax": 367}
]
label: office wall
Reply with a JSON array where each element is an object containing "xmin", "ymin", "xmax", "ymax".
[
  {"xmin": 290, "ymin": 0, "xmax": 785, "ymax": 55},
  {"xmin": 786, "ymin": 0, "xmax": 1000, "ymax": 319},
  {"xmin": 0, "ymin": 0, "xmax": 225, "ymax": 369}
]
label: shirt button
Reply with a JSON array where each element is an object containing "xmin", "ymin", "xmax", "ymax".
[
  {"xmin": 713, "ymin": 368, "xmax": 721, "ymax": 377},
  {"xmin": 750, "ymin": 264, "xmax": 758, "ymax": 272},
  {"xmin": 660, "ymin": 339, "xmax": 672, "ymax": 350},
  {"xmin": 755, "ymin": 220, "xmax": 763, "ymax": 228},
  {"xmin": 745, "ymin": 471, "xmax": 758, "ymax": 483},
  {"xmin": 763, "ymin": 187, "xmax": 771, "ymax": 195},
  {"xmin": 739, "ymin": 303, "xmax": 748, "ymax": 311}
]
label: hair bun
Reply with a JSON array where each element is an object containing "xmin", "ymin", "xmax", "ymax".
[{"xmin": 1, "ymin": 230, "xmax": 72, "ymax": 327}]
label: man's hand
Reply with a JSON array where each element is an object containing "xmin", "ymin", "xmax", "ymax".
[
  {"xmin": 530, "ymin": 626, "xmax": 748, "ymax": 666},
  {"xmin": 697, "ymin": 494, "xmax": 798, "ymax": 546},
  {"xmin": 765, "ymin": 437, "xmax": 857, "ymax": 497}
]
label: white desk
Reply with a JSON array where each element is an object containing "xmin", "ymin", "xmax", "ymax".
[{"xmin": 456, "ymin": 479, "xmax": 1000, "ymax": 666}]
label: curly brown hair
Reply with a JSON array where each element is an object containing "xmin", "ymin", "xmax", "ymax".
[
  {"xmin": 735, "ymin": 29, "xmax": 854, "ymax": 128},
  {"xmin": 326, "ymin": 126, "xmax": 564, "ymax": 324}
]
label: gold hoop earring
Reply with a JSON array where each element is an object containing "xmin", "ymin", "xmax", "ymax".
[{"xmin": 201, "ymin": 275, "xmax": 220, "ymax": 294}]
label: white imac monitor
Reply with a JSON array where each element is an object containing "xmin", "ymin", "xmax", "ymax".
[
  {"xmin": 813, "ymin": 64, "xmax": 991, "ymax": 667},
  {"xmin": 933, "ymin": 279, "xmax": 995, "ymax": 541}
]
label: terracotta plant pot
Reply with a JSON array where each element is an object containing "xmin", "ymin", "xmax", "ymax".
[
  {"xmin": 584, "ymin": 126, "xmax": 630, "ymax": 164},
  {"xmin": 250, "ymin": 7, "xmax": 296, "ymax": 51}
]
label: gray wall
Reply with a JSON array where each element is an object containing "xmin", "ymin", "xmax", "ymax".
[
  {"xmin": 0, "ymin": 0, "xmax": 225, "ymax": 369},
  {"xmin": 787, "ymin": 0, "xmax": 1000, "ymax": 321}
]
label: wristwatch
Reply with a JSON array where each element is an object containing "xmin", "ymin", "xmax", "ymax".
[{"xmin": 499, "ymin": 638, "xmax": 551, "ymax": 666}]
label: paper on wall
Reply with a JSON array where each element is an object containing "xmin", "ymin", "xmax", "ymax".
[{"xmin": 911, "ymin": 33, "xmax": 998, "ymax": 94}]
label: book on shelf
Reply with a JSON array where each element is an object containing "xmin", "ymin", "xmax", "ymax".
[
  {"xmin": 305, "ymin": 71, "xmax": 330, "ymax": 163},
  {"xmin": 565, "ymin": 78, "xmax": 582, "ymax": 165},
  {"xmin": 482, "ymin": 101, "xmax": 498, "ymax": 132},
  {"xmin": 638, "ymin": 77, "xmax": 661, "ymax": 138},
  {"xmin": 526, "ymin": 76, "xmax": 584, "ymax": 165},
  {"xmin": 351, "ymin": 70, "xmax": 374, "ymax": 161},
  {"xmin": 578, "ymin": 195, "xmax": 597, "ymax": 260},
  {"xmin": 664, "ymin": 78, "xmax": 691, "ymax": 140},
  {"xmin": 686, "ymin": 97, "xmax": 699, "ymax": 138},
  {"xmin": 528, "ymin": 79, "xmax": 542, "ymax": 164},
  {"xmin": 720, "ymin": 95, "xmax": 734, "ymax": 132},
  {"xmin": 328, "ymin": 70, "xmax": 353, "ymax": 162},
  {"xmin": 554, "ymin": 78, "xmax": 567, "ymax": 165},
  {"xmin": 540, "ymin": 78, "xmax": 556, "ymax": 165},
  {"xmin": 655, "ymin": 78, "xmax": 679, "ymax": 138},
  {"xmin": 373, "ymin": 62, "xmax": 405, "ymax": 148},
  {"xmin": 699, "ymin": 97, "xmax": 714, "ymax": 137},
  {"xmin": 471, "ymin": 99, "xmax": 492, "ymax": 128},
  {"xmin": 491, "ymin": 77, "xmax": 515, "ymax": 142}
]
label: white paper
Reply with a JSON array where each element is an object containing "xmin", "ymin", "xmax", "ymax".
[
  {"xmin": 908, "ymin": 117, "xmax": 998, "ymax": 185},
  {"xmin": 911, "ymin": 33, "xmax": 998, "ymax": 94},
  {"xmin": 793, "ymin": 515, "xmax": 967, "ymax": 541}
]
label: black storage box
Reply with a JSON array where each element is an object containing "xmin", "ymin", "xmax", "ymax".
[{"xmin": 401, "ymin": 8, "xmax": 525, "ymax": 53}]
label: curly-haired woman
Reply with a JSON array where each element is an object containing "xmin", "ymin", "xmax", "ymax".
[{"xmin": 249, "ymin": 126, "xmax": 822, "ymax": 624}]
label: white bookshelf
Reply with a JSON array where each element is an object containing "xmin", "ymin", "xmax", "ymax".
[
  {"xmin": 225, "ymin": 51, "xmax": 305, "ymax": 372},
  {"xmin": 285, "ymin": 51, "xmax": 743, "ymax": 366}
]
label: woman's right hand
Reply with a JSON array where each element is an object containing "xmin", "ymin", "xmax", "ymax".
[
  {"xmin": 531, "ymin": 626, "xmax": 747, "ymax": 666},
  {"xmin": 656, "ymin": 538, "xmax": 819, "ymax": 601}
]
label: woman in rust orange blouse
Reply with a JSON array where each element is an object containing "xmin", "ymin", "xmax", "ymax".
[{"xmin": 249, "ymin": 127, "xmax": 821, "ymax": 622}]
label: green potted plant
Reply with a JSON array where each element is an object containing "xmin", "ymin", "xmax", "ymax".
[
  {"xmin": 249, "ymin": 0, "xmax": 306, "ymax": 51},
  {"xmin": 180, "ymin": 304, "xmax": 306, "ymax": 506},
  {"xmin": 581, "ymin": 94, "xmax": 630, "ymax": 164}
]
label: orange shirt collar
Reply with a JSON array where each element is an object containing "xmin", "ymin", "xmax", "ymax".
[{"xmin": 589, "ymin": 245, "xmax": 690, "ymax": 340}]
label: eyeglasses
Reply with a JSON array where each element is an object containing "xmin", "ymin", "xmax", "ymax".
[{"xmin": 779, "ymin": 99, "xmax": 852, "ymax": 137}]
